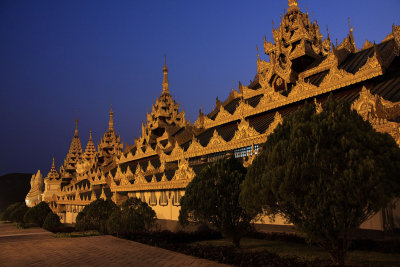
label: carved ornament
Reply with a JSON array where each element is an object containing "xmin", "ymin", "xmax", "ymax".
[{"xmin": 232, "ymin": 118, "xmax": 259, "ymax": 140}]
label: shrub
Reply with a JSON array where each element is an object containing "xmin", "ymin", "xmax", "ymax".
[
  {"xmin": 75, "ymin": 199, "xmax": 118, "ymax": 234},
  {"xmin": 42, "ymin": 212, "xmax": 61, "ymax": 232},
  {"xmin": 23, "ymin": 201, "xmax": 52, "ymax": 227},
  {"xmin": 2, "ymin": 202, "xmax": 29, "ymax": 223},
  {"xmin": 107, "ymin": 197, "xmax": 156, "ymax": 235},
  {"xmin": 2, "ymin": 202, "xmax": 24, "ymax": 221}
]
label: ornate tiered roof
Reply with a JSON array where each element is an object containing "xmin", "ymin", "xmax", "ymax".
[
  {"xmin": 46, "ymin": 157, "xmax": 60, "ymax": 180},
  {"xmin": 60, "ymin": 117, "xmax": 82, "ymax": 177},
  {"xmin": 83, "ymin": 130, "xmax": 96, "ymax": 162},
  {"xmin": 98, "ymin": 106, "xmax": 123, "ymax": 169}
]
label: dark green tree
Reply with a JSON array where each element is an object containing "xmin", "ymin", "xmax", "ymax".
[
  {"xmin": 107, "ymin": 197, "xmax": 156, "ymax": 235},
  {"xmin": 2, "ymin": 202, "xmax": 29, "ymax": 223},
  {"xmin": 179, "ymin": 157, "xmax": 253, "ymax": 248},
  {"xmin": 240, "ymin": 96, "xmax": 400, "ymax": 266},
  {"xmin": 23, "ymin": 201, "xmax": 52, "ymax": 227},
  {"xmin": 75, "ymin": 199, "xmax": 118, "ymax": 233},
  {"xmin": 42, "ymin": 211, "xmax": 61, "ymax": 231}
]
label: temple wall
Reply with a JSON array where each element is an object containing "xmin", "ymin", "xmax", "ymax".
[
  {"xmin": 360, "ymin": 211, "xmax": 384, "ymax": 231},
  {"xmin": 53, "ymin": 194, "xmax": 398, "ymax": 232}
]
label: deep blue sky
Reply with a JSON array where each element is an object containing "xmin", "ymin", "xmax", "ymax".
[{"xmin": 1, "ymin": 0, "xmax": 399, "ymax": 176}]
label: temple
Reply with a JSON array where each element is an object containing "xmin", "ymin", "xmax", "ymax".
[{"xmin": 26, "ymin": 0, "xmax": 400, "ymax": 231}]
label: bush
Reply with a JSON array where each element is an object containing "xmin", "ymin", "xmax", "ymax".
[
  {"xmin": 2, "ymin": 202, "xmax": 29, "ymax": 223},
  {"xmin": 107, "ymin": 197, "xmax": 156, "ymax": 235},
  {"xmin": 2, "ymin": 202, "xmax": 24, "ymax": 221},
  {"xmin": 42, "ymin": 212, "xmax": 61, "ymax": 232},
  {"xmin": 23, "ymin": 201, "xmax": 52, "ymax": 227},
  {"xmin": 179, "ymin": 157, "xmax": 253, "ymax": 248},
  {"xmin": 75, "ymin": 199, "xmax": 118, "ymax": 234}
]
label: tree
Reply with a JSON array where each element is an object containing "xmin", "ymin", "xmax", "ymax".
[
  {"xmin": 240, "ymin": 96, "xmax": 400, "ymax": 266},
  {"xmin": 42, "ymin": 212, "xmax": 61, "ymax": 231},
  {"xmin": 2, "ymin": 202, "xmax": 29, "ymax": 223},
  {"xmin": 179, "ymin": 157, "xmax": 253, "ymax": 248},
  {"xmin": 23, "ymin": 201, "xmax": 52, "ymax": 227},
  {"xmin": 75, "ymin": 199, "xmax": 118, "ymax": 233},
  {"xmin": 107, "ymin": 197, "xmax": 156, "ymax": 235}
]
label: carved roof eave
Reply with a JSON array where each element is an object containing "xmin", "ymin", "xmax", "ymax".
[
  {"xmin": 118, "ymin": 144, "xmax": 157, "ymax": 164},
  {"xmin": 203, "ymin": 55, "xmax": 386, "ymax": 130},
  {"xmin": 110, "ymin": 179, "xmax": 191, "ymax": 192}
]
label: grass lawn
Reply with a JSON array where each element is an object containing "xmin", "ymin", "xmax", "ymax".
[
  {"xmin": 191, "ymin": 238, "xmax": 400, "ymax": 266},
  {"xmin": 54, "ymin": 230, "xmax": 100, "ymax": 238}
]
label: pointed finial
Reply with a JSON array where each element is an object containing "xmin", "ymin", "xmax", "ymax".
[
  {"xmin": 326, "ymin": 25, "xmax": 330, "ymax": 39},
  {"xmin": 109, "ymin": 104, "xmax": 114, "ymax": 131},
  {"xmin": 74, "ymin": 115, "xmax": 79, "ymax": 137},
  {"xmin": 162, "ymin": 54, "xmax": 169, "ymax": 92},
  {"xmin": 89, "ymin": 130, "xmax": 93, "ymax": 141},
  {"xmin": 288, "ymin": 0, "xmax": 298, "ymax": 8},
  {"xmin": 256, "ymin": 44, "xmax": 260, "ymax": 60},
  {"xmin": 52, "ymin": 156, "xmax": 55, "ymax": 169},
  {"xmin": 348, "ymin": 17, "xmax": 353, "ymax": 32}
]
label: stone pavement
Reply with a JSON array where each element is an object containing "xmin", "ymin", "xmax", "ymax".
[{"xmin": 0, "ymin": 222, "xmax": 228, "ymax": 267}]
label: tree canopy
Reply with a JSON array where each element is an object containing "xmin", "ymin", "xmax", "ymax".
[
  {"xmin": 240, "ymin": 96, "xmax": 400, "ymax": 265},
  {"xmin": 179, "ymin": 157, "xmax": 253, "ymax": 247},
  {"xmin": 75, "ymin": 199, "xmax": 118, "ymax": 233},
  {"xmin": 107, "ymin": 197, "xmax": 156, "ymax": 235}
]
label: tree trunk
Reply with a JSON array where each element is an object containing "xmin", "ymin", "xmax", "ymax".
[
  {"xmin": 232, "ymin": 234, "xmax": 241, "ymax": 248},
  {"xmin": 329, "ymin": 248, "xmax": 346, "ymax": 266}
]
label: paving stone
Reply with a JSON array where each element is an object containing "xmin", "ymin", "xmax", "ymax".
[{"xmin": 0, "ymin": 222, "xmax": 228, "ymax": 267}]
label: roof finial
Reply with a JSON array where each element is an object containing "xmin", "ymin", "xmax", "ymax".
[
  {"xmin": 348, "ymin": 17, "xmax": 353, "ymax": 32},
  {"xmin": 288, "ymin": 0, "xmax": 298, "ymax": 8},
  {"xmin": 74, "ymin": 114, "xmax": 79, "ymax": 137},
  {"xmin": 162, "ymin": 54, "xmax": 169, "ymax": 92},
  {"xmin": 89, "ymin": 129, "xmax": 93, "ymax": 141},
  {"xmin": 326, "ymin": 25, "xmax": 330, "ymax": 40},
  {"xmin": 109, "ymin": 104, "xmax": 114, "ymax": 131}
]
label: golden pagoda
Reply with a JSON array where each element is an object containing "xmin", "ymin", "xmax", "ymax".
[{"xmin": 27, "ymin": 0, "xmax": 400, "ymax": 231}]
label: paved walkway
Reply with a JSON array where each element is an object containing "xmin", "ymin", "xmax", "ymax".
[{"xmin": 0, "ymin": 222, "xmax": 228, "ymax": 267}]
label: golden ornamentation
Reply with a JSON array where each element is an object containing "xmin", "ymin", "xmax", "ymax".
[
  {"xmin": 171, "ymin": 157, "xmax": 195, "ymax": 181},
  {"xmin": 266, "ymin": 112, "xmax": 283, "ymax": 136},
  {"xmin": 214, "ymin": 105, "xmax": 232, "ymax": 122},
  {"xmin": 208, "ymin": 129, "xmax": 226, "ymax": 146},
  {"xmin": 186, "ymin": 138, "xmax": 203, "ymax": 155},
  {"xmin": 170, "ymin": 141, "xmax": 184, "ymax": 158},
  {"xmin": 232, "ymin": 117, "xmax": 259, "ymax": 140},
  {"xmin": 314, "ymin": 99, "xmax": 323, "ymax": 114}
]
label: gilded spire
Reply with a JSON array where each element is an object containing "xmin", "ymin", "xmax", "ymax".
[
  {"xmin": 109, "ymin": 104, "xmax": 114, "ymax": 131},
  {"xmin": 74, "ymin": 116, "xmax": 79, "ymax": 137},
  {"xmin": 288, "ymin": 0, "xmax": 298, "ymax": 7},
  {"xmin": 83, "ymin": 130, "xmax": 96, "ymax": 162},
  {"xmin": 51, "ymin": 156, "xmax": 56, "ymax": 171},
  {"xmin": 162, "ymin": 55, "xmax": 169, "ymax": 92}
]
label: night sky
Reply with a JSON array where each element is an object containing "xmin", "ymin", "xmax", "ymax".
[{"xmin": 1, "ymin": 0, "xmax": 399, "ymax": 176}]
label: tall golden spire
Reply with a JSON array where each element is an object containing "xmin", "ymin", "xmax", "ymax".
[
  {"xmin": 51, "ymin": 156, "xmax": 56, "ymax": 171},
  {"xmin": 109, "ymin": 104, "xmax": 114, "ymax": 131},
  {"xmin": 74, "ymin": 115, "xmax": 79, "ymax": 137},
  {"xmin": 162, "ymin": 54, "xmax": 169, "ymax": 93},
  {"xmin": 288, "ymin": 0, "xmax": 298, "ymax": 7}
]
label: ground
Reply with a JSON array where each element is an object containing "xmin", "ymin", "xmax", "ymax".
[{"xmin": 0, "ymin": 222, "xmax": 227, "ymax": 267}]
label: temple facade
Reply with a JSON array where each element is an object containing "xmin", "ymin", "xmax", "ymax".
[{"xmin": 26, "ymin": 0, "xmax": 400, "ymax": 231}]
